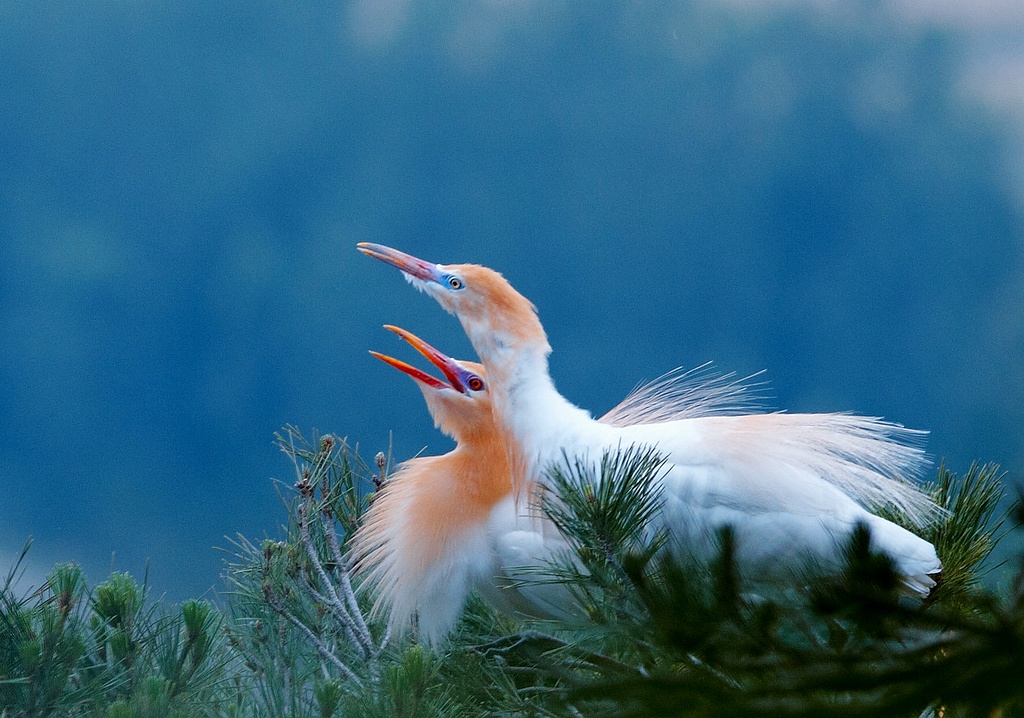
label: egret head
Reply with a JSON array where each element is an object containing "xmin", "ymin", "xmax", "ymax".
[
  {"xmin": 358, "ymin": 243, "xmax": 548, "ymax": 360},
  {"xmin": 371, "ymin": 325, "xmax": 492, "ymax": 443}
]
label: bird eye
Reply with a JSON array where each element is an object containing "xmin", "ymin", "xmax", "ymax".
[
  {"xmin": 467, "ymin": 376, "xmax": 485, "ymax": 391},
  {"xmin": 447, "ymin": 276, "xmax": 463, "ymax": 290}
]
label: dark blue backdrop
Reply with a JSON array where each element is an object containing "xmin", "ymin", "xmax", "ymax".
[{"xmin": 2, "ymin": 2, "xmax": 1022, "ymax": 600}]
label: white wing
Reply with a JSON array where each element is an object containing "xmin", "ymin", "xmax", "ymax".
[
  {"xmin": 622, "ymin": 412, "xmax": 938, "ymax": 527},
  {"xmin": 596, "ymin": 365, "xmax": 938, "ymax": 526},
  {"xmin": 615, "ymin": 414, "xmax": 941, "ymax": 595}
]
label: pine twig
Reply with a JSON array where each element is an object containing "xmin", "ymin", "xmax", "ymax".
[
  {"xmin": 263, "ymin": 587, "xmax": 363, "ymax": 689},
  {"xmin": 296, "ymin": 562, "xmax": 364, "ymax": 655},
  {"xmin": 296, "ymin": 499, "xmax": 375, "ymax": 661},
  {"xmin": 471, "ymin": 630, "xmax": 646, "ymax": 678},
  {"xmin": 319, "ymin": 498, "xmax": 375, "ymax": 655}
]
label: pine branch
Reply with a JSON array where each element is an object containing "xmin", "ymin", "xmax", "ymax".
[
  {"xmin": 262, "ymin": 586, "xmax": 364, "ymax": 688},
  {"xmin": 925, "ymin": 461, "xmax": 1007, "ymax": 607},
  {"xmin": 521, "ymin": 458, "xmax": 1024, "ymax": 718},
  {"xmin": 9, "ymin": 429, "xmax": 1020, "ymax": 718},
  {"xmin": 1, "ymin": 559, "xmax": 230, "ymax": 718},
  {"xmin": 525, "ymin": 444, "xmax": 670, "ymax": 636}
]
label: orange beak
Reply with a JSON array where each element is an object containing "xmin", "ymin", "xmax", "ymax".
[{"xmin": 370, "ymin": 325, "xmax": 468, "ymax": 393}]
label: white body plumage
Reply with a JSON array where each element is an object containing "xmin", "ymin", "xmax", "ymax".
[
  {"xmin": 356, "ymin": 244, "xmax": 943, "ymax": 626},
  {"xmin": 499, "ymin": 358, "xmax": 940, "ymax": 595}
]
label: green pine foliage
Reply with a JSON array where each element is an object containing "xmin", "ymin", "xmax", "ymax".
[
  {"xmin": 0, "ymin": 553, "xmax": 227, "ymax": 718},
  {"xmin": 923, "ymin": 462, "xmax": 1008, "ymax": 608},
  {"xmin": 222, "ymin": 427, "xmax": 482, "ymax": 718},
  {"xmin": 2, "ymin": 427, "xmax": 1022, "ymax": 717},
  {"xmin": 509, "ymin": 449, "xmax": 1023, "ymax": 718}
]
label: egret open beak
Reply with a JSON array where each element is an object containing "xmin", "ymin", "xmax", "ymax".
[
  {"xmin": 357, "ymin": 243, "xmax": 440, "ymax": 283},
  {"xmin": 370, "ymin": 325, "xmax": 468, "ymax": 393},
  {"xmin": 369, "ymin": 351, "xmax": 447, "ymax": 390}
]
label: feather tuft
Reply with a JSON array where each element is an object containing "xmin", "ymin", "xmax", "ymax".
[{"xmin": 600, "ymin": 363, "xmax": 770, "ymax": 426}]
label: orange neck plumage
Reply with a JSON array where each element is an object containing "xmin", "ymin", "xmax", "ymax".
[{"xmin": 351, "ymin": 404, "xmax": 512, "ymax": 618}]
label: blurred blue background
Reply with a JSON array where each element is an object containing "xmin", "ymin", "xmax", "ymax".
[{"xmin": 2, "ymin": 1, "xmax": 1022, "ymax": 600}]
